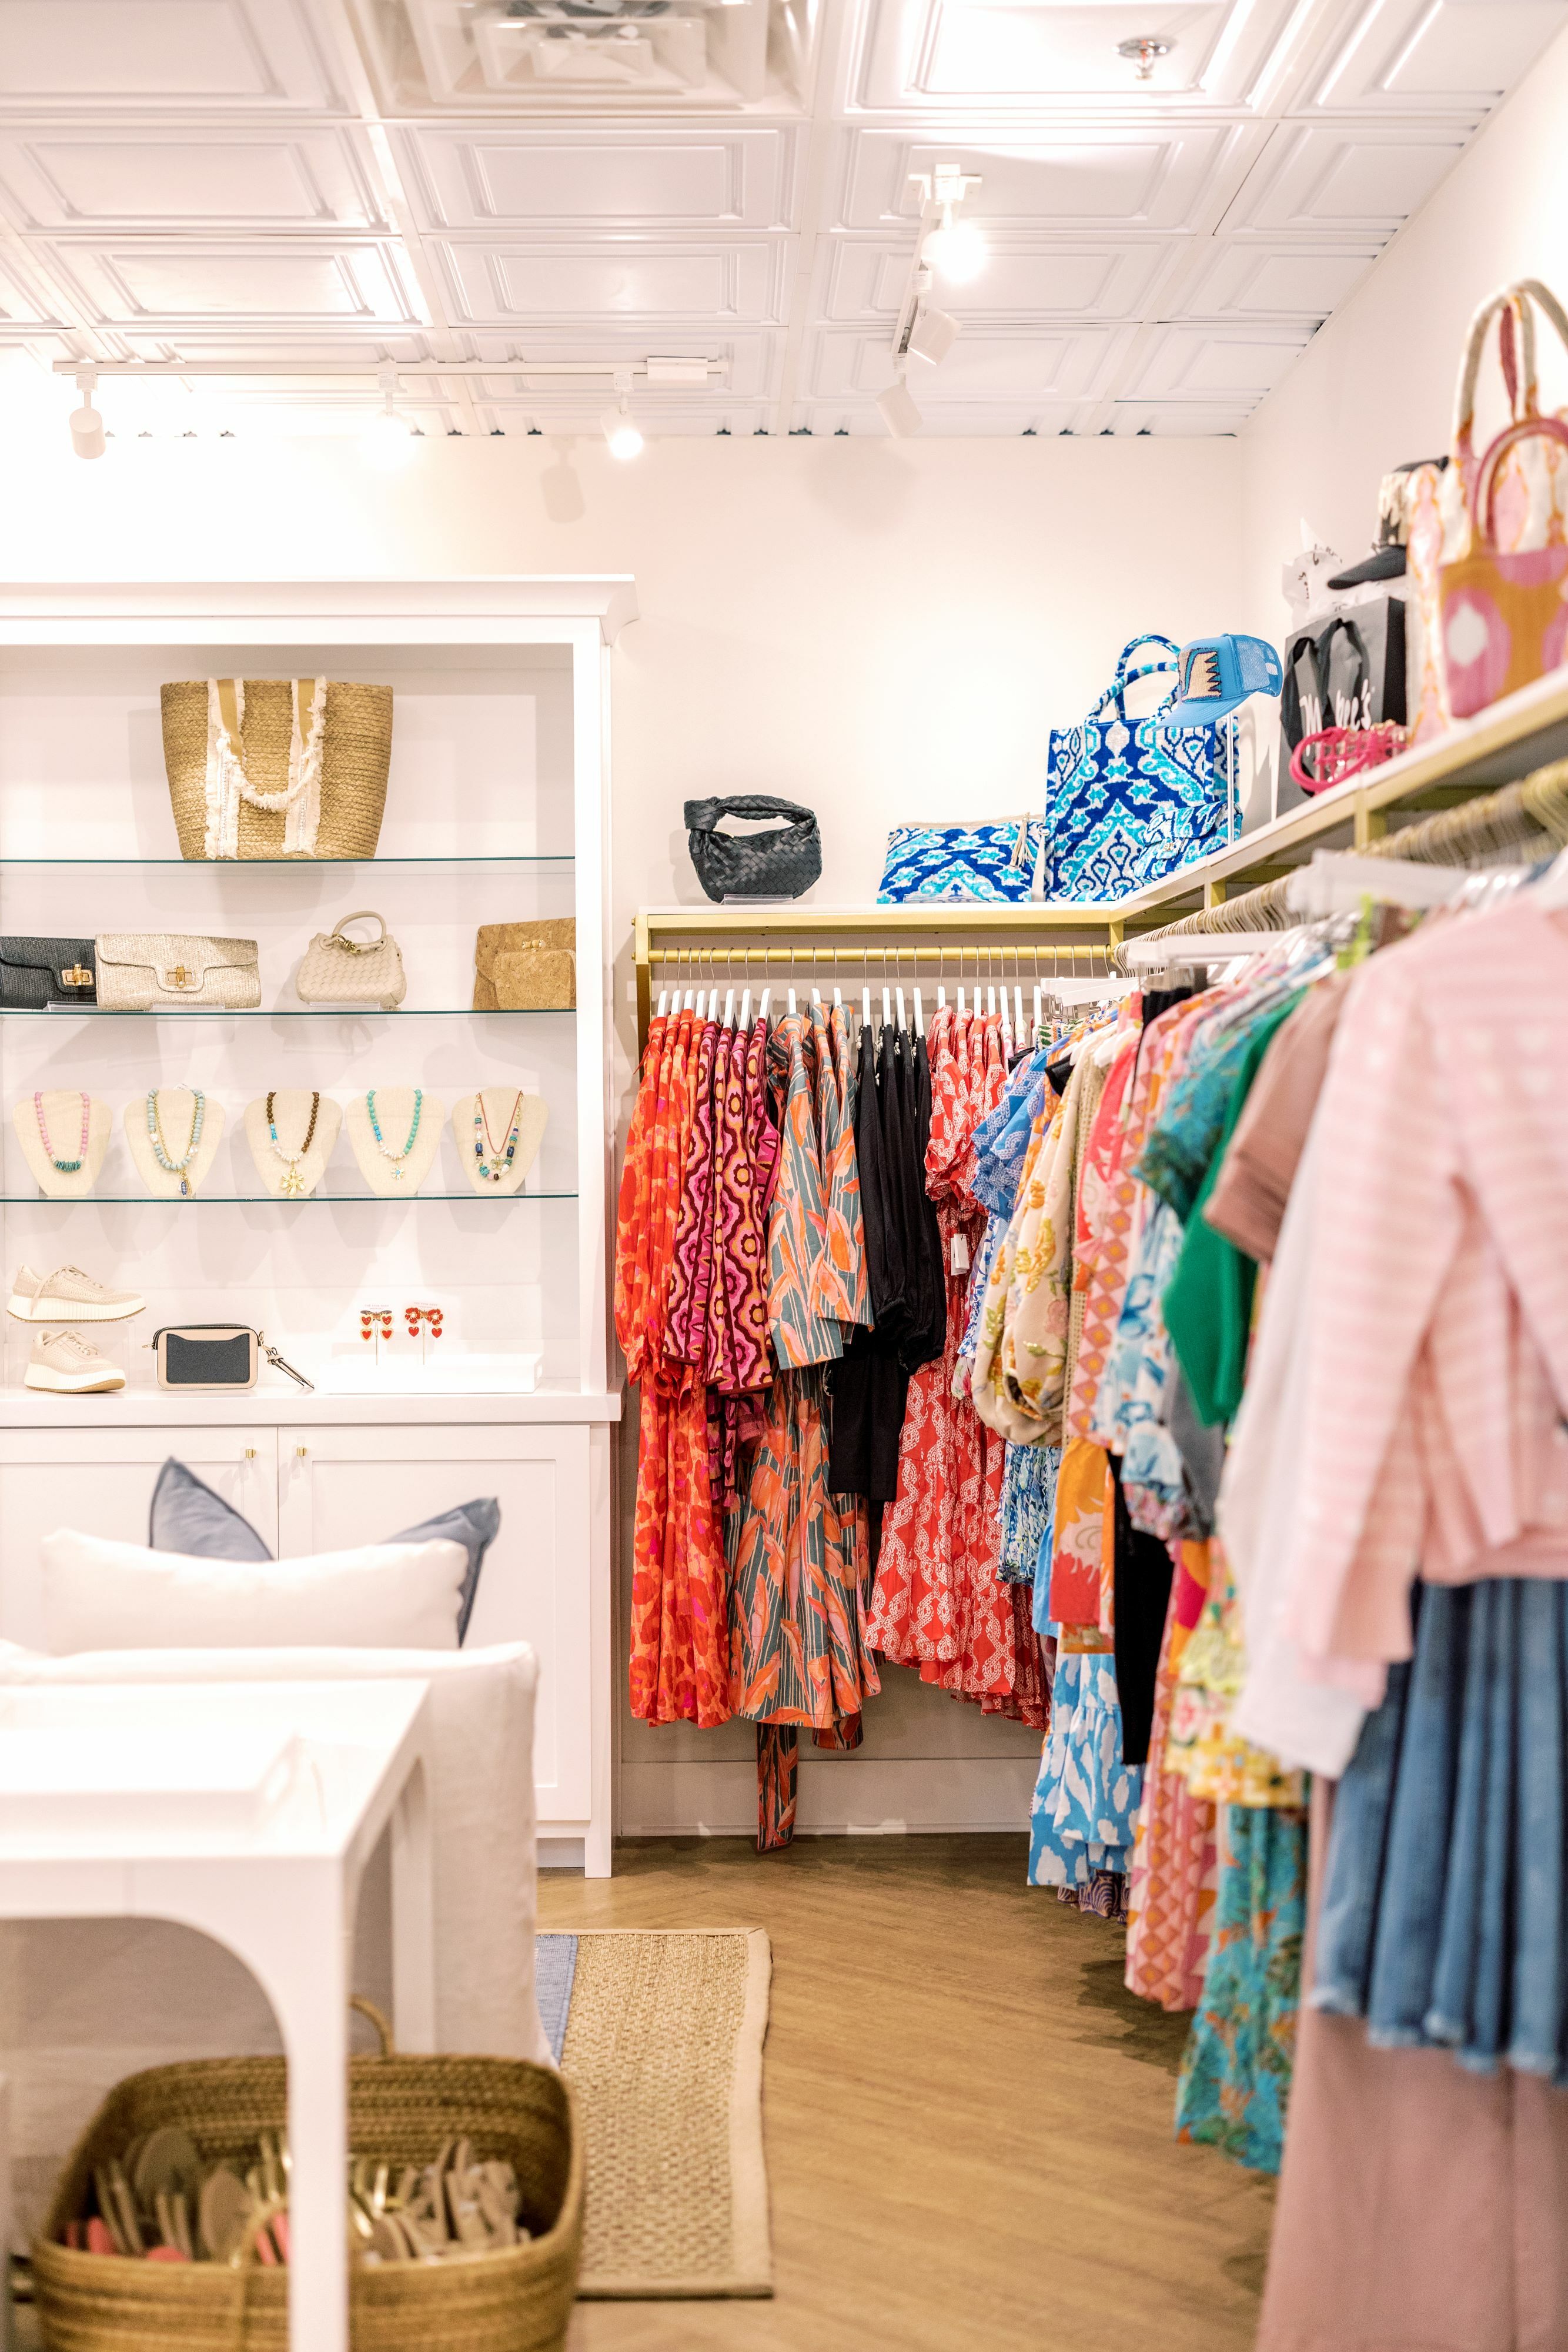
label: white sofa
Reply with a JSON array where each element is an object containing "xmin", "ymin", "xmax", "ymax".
[{"xmin": 0, "ymin": 1639, "xmax": 546, "ymax": 2241}]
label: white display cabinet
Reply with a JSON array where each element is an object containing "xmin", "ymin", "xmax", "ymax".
[{"xmin": 0, "ymin": 578, "xmax": 632, "ymax": 1875}]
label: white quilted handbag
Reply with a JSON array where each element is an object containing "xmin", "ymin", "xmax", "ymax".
[{"xmin": 295, "ymin": 910, "xmax": 407, "ymax": 1010}]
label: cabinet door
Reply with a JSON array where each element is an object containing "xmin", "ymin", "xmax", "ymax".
[
  {"xmin": 0, "ymin": 1429, "xmax": 279, "ymax": 1650},
  {"xmin": 276, "ymin": 1425, "xmax": 591, "ymax": 1823}
]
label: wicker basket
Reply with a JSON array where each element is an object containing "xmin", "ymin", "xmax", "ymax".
[
  {"xmin": 33, "ymin": 2043, "xmax": 581, "ymax": 2352},
  {"xmin": 160, "ymin": 679, "xmax": 393, "ymax": 861}
]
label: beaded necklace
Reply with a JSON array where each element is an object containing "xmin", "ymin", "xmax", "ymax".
[
  {"xmin": 35, "ymin": 1090, "xmax": 91, "ymax": 1175},
  {"xmin": 265, "ymin": 1090, "xmax": 320, "ymax": 1198},
  {"xmin": 366, "ymin": 1087, "xmax": 423, "ymax": 1181},
  {"xmin": 473, "ymin": 1088, "xmax": 524, "ymax": 1185},
  {"xmin": 146, "ymin": 1087, "xmax": 206, "ymax": 1196}
]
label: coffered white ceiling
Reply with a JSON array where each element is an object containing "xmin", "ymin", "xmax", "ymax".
[{"xmin": 0, "ymin": 0, "xmax": 1561, "ymax": 440}]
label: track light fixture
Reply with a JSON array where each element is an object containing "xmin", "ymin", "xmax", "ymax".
[
  {"xmin": 363, "ymin": 367, "xmax": 418, "ymax": 469},
  {"xmin": 908, "ymin": 298, "xmax": 961, "ymax": 368},
  {"xmin": 601, "ymin": 370, "xmax": 644, "ymax": 459},
  {"xmin": 69, "ymin": 369, "xmax": 105, "ymax": 460},
  {"xmin": 923, "ymin": 199, "xmax": 987, "ymax": 285},
  {"xmin": 876, "ymin": 374, "xmax": 923, "ymax": 439}
]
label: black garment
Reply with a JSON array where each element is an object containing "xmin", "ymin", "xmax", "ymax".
[
  {"xmin": 1168, "ymin": 1365, "xmax": 1225, "ymax": 1536},
  {"xmin": 826, "ymin": 1021, "xmax": 945, "ymax": 1498},
  {"xmin": 1109, "ymin": 1457, "xmax": 1174, "ymax": 1768}
]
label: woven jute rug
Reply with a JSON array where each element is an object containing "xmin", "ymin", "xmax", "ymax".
[{"xmin": 553, "ymin": 1928, "xmax": 773, "ymax": 2300}]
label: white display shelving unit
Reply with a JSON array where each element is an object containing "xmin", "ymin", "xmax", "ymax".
[{"xmin": 0, "ymin": 578, "xmax": 633, "ymax": 1875}]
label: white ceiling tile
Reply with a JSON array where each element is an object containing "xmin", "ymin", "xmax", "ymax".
[
  {"xmin": 824, "ymin": 236, "xmax": 1173, "ymax": 322},
  {"xmin": 1177, "ymin": 239, "xmax": 1383, "ymax": 318},
  {"xmin": 0, "ymin": 251, "xmax": 58, "ymax": 326},
  {"xmin": 0, "ymin": 0, "xmax": 346, "ymax": 109},
  {"xmin": 45, "ymin": 240, "xmax": 422, "ymax": 329},
  {"xmin": 0, "ymin": 129, "xmax": 385, "ymax": 234},
  {"xmin": 1129, "ymin": 319, "xmax": 1317, "ymax": 397},
  {"xmin": 841, "ymin": 125, "xmax": 1256, "ymax": 234},
  {"xmin": 848, "ymin": 0, "xmax": 1301, "ymax": 111},
  {"xmin": 810, "ymin": 323, "xmax": 1115, "ymax": 400},
  {"xmin": 1305, "ymin": 0, "xmax": 1568, "ymax": 112},
  {"xmin": 396, "ymin": 127, "xmax": 794, "ymax": 233},
  {"xmin": 433, "ymin": 239, "xmax": 788, "ymax": 328},
  {"xmin": 1233, "ymin": 120, "xmax": 1479, "ymax": 234}
]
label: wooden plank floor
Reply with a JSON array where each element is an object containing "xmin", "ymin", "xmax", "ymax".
[{"xmin": 543, "ymin": 1838, "xmax": 1273, "ymax": 2352}]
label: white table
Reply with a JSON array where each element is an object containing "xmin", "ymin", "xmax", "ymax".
[{"xmin": 0, "ymin": 1679, "xmax": 434, "ymax": 2352}]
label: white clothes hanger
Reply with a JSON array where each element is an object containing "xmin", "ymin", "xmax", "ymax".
[
  {"xmin": 759, "ymin": 987, "xmax": 771, "ymax": 1023},
  {"xmin": 723, "ymin": 988, "xmax": 735, "ymax": 1028},
  {"xmin": 740, "ymin": 988, "xmax": 752, "ymax": 1030},
  {"xmin": 656, "ymin": 987, "xmax": 669, "ymax": 1017},
  {"xmin": 913, "ymin": 986, "xmax": 925, "ymax": 1034},
  {"xmin": 895, "ymin": 987, "xmax": 907, "ymax": 1034},
  {"xmin": 882, "ymin": 986, "xmax": 892, "ymax": 1029}
]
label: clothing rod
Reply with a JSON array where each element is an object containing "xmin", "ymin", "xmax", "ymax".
[
  {"xmin": 1131, "ymin": 753, "xmax": 1568, "ymax": 949},
  {"xmin": 644, "ymin": 945, "xmax": 1118, "ymax": 967}
]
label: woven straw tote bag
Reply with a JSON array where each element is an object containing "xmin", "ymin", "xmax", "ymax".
[{"xmin": 160, "ymin": 677, "xmax": 393, "ymax": 861}]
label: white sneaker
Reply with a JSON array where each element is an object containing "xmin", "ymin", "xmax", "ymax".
[
  {"xmin": 25, "ymin": 1329, "xmax": 125, "ymax": 1394},
  {"xmin": 7, "ymin": 1264, "xmax": 145, "ymax": 1324}
]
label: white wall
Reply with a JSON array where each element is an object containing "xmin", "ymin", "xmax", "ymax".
[
  {"xmin": 0, "ymin": 407, "xmax": 1248, "ymax": 1834},
  {"xmin": 1242, "ymin": 20, "xmax": 1568, "ymax": 637}
]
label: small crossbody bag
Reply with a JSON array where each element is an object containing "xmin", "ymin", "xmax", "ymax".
[{"xmin": 151, "ymin": 1324, "xmax": 313, "ymax": 1392}]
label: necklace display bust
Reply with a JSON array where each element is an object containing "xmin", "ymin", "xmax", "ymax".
[
  {"xmin": 451, "ymin": 1089, "xmax": 549, "ymax": 1197},
  {"xmin": 14, "ymin": 1090, "xmax": 112, "ymax": 1199},
  {"xmin": 344, "ymin": 1088, "xmax": 446, "ymax": 1197},
  {"xmin": 243, "ymin": 1089, "xmax": 342, "ymax": 1200},
  {"xmin": 126, "ymin": 1088, "xmax": 226, "ymax": 1199}
]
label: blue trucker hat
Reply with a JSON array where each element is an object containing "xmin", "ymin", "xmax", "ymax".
[{"xmin": 1163, "ymin": 634, "xmax": 1283, "ymax": 730}]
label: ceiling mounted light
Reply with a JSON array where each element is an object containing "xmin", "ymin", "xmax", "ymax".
[
  {"xmin": 601, "ymin": 371, "xmax": 644, "ymax": 459},
  {"xmin": 908, "ymin": 299, "xmax": 960, "ymax": 368},
  {"xmin": 877, "ymin": 375, "xmax": 922, "ymax": 439},
  {"xmin": 924, "ymin": 203, "xmax": 987, "ymax": 284},
  {"xmin": 70, "ymin": 369, "xmax": 105, "ymax": 460},
  {"xmin": 364, "ymin": 368, "xmax": 417, "ymax": 469},
  {"xmin": 1116, "ymin": 33, "xmax": 1173, "ymax": 80}
]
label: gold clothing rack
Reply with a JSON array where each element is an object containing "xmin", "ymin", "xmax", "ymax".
[{"xmin": 633, "ymin": 906, "xmax": 1125, "ymax": 1040}]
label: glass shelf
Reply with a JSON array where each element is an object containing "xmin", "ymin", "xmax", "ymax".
[
  {"xmin": 0, "ymin": 1007, "xmax": 573, "ymax": 1018},
  {"xmin": 0, "ymin": 853, "xmax": 574, "ymax": 867},
  {"xmin": 1, "ymin": 1191, "xmax": 577, "ymax": 1205}
]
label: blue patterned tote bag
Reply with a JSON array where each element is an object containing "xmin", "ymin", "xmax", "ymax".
[
  {"xmin": 877, "ymin": 815, "xmax": 1045, "ymax": 904},
  {"xmin": 1045, "ymin": 636, "xmax": 1226, "ymax": 902}
]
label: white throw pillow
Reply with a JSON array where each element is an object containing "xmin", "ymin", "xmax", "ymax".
[{"xmin": 40, "ymin": 1528, "xmax": 466, "ymax": 1655}]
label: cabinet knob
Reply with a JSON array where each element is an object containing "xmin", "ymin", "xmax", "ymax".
[
  {"xmin": 244, "ymin": 1447, "xmax": 257, "ymax": 1461},
  {"xmin": 296, "ymin": 1445, "xmax": 308, "ymax": 1458}
]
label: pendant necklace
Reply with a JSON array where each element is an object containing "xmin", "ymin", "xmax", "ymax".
[
  {"xmin": 146, "ymin": 1087, "xmax": 206, "ymax": 1196},
  {"xmin": 266, "ymin": 1090, "xmax": 320, "ymax": 1198},
  {"xmin": 473, "ymin": 1088, "xmax": 524, "ymax": 1185},
  {"xmin": 366, "ymin": 1087, "xmax": 423, "ymax": 1182},
  {"xmin": 35, "ymin": 1090, "xmax": 91, "ymax": 1175}
]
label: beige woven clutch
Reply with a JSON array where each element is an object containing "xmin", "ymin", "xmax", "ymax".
[
  {"xmin": 473, "ymin": 920, "xmax": 576, "ymax": 1011},
  {"xmin": 296, "ymin": 910, "xmax": 407, "ymax": 1009},
  {"xmin": 95, "ymin": 933, "xmax": 261, "ymax": 1011}
]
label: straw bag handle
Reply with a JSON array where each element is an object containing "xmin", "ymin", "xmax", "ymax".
[
  {"xmin": 349, "ymin": 1993, "xmax": 395, "ymax": 2056},
  {"xmin": 212, "ymin": 678, "xmax": 325, "ymax": 813}
]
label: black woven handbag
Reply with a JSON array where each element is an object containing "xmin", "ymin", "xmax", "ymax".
[{"xmin": 683, "ymin": 796, "xmax": 821, "ymax": 902}]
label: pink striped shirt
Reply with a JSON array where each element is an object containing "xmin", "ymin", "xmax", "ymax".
[{"xmin": 1285, "ymin": 896, "xmax": 1568, "ymax": 1671}]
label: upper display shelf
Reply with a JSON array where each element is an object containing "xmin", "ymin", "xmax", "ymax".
[{"xmin": 0, "ymin": 854, "xmax": 575, "ymax": 867}]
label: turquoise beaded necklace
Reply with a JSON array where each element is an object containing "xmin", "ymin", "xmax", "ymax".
[
  {"xmin": 473, "ymin": 1089, "xmax": 523, "ymax": 1184},
  {"xmin": 146, "ymin": 1087, "xmax": 205, "ymax": 1196},
  {"xmin": 366, "ymin": 1087, "xmax": 423, "ymax": 1181}
]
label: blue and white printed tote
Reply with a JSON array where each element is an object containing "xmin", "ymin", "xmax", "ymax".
[{"xmin": 1045, "ymin": 635, "xmax": 1225, "ymax": 903}]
